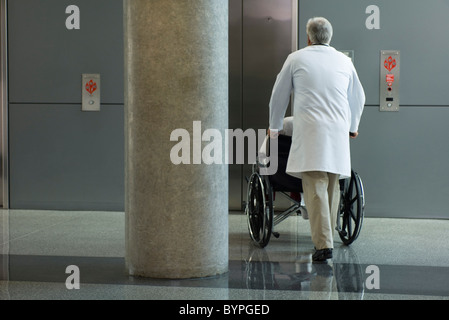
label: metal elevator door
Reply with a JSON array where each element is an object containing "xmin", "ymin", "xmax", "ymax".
[{"xmin": 229, "ymin": 0, "xmax": 297, "ymax": 210}]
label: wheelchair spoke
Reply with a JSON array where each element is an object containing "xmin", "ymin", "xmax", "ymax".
[
  {"xmin": 349, "ymin": 205, "xmax": 357, "ymax": 222},
  {"xmin": 348, "ymin": 175, "xmax": 354, "ymax": 193}
]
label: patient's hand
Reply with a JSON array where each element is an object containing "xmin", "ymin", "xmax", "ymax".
[{"xmin": 267, "ymin": 129, "xmax": 279, "ymax": 138}]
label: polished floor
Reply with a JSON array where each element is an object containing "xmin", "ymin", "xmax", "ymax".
[{"xmin": 1, "ymin": 209, "xmax": 449, "ymax": 301}]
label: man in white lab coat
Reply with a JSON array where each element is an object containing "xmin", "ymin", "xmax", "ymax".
[{"xmin": 268, "ymin": 17, "xmax": 365, "ymax": 261}]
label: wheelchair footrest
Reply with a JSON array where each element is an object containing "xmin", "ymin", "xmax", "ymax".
[{"xmin": 272, "ymin": 232, "xmax": 280, "ymax": 238}]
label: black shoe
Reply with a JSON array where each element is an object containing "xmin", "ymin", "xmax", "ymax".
[{"xmin": 312, "ymin": 248, "xmax": 333, "ymax": 262}]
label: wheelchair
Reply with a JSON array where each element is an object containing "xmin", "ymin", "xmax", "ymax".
[{"xmin": 245, "ymin": 134, "xmax": 365, "ymax": 248}]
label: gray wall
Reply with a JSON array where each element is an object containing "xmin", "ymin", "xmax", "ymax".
[
  {"xmin": 299, "ymin": 0, "xmax": 449, "ymax": 218},
  {"xmin": 8, "ymin": 0, "xmax": 124, "ymax": 210},
  {"xmin": 7, "ymin": 0, "xmax": 449, "ymax": 218}
]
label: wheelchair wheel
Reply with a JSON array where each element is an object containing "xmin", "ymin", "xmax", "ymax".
[
  {"xmin": 245, "ymin": 171, "xmax": 274, "ymax": 248},
  {"xmin": 337, "ymin": 170, "xmax": 365, "ymax": 245}
]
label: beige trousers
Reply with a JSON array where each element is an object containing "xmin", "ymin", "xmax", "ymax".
[{"xmin": 302, "ymin": 171, "xmax": 340, "ymax": 250}]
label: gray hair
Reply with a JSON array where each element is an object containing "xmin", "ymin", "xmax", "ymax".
[{"xmin": 306, "ymin": 17, "xmax": 333, "ymax": 45}]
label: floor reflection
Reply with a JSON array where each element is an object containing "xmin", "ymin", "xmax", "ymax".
[{"xmin": 235, "ymin": 245, "xmax": 365, "ymax": 299}]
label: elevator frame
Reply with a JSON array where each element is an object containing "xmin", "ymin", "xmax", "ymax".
[{"xmin": 0, "ymin": 0, "xmax": 8, "ymax": 209}]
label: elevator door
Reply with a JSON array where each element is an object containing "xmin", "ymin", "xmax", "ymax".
[{"xmin": 229, "ymin": 0, "xmax": 296, "ymax": 210}]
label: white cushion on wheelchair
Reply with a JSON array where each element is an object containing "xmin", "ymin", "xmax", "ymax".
[
  {"xmin": 282, "ymin": 116, "xmax": 294, "ymax": 136},
  {"xmin": 258, "ymin": 117, "xmax": 294, "ymax": 164}
]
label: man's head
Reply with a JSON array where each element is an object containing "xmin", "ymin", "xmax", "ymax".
[{"xmin": 306, "ymin": 17, "xmax": 333, "ymax": 45}]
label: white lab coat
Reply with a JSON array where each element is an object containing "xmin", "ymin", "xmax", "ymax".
[{"xmin": 269, "ymin": 45, "xmax": 365, "ymax": 179}]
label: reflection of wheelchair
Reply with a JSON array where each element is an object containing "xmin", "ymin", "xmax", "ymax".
[
  {"xmin": 245, "ymin": 134, "xmax": 365, "ymax": 248},
  {"xmin": 244, "ymin": 245, "xmax": 365, "ymax": 299}
]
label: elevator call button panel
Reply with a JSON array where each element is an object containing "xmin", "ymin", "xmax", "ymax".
[
  {"xmin": 82, "ymin": 74, "xmax": 101, "ymax": 112},
  {"xmin": 380, "ymin": 50, "xmax": 400, "ymax": 112}
]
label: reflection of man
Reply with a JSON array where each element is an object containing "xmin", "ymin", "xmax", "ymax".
[
  {"xmin": 268, "ymin": 17, "xmax": 365, "ymax": 261},
  {"xmin": 310, "ymin": 262, "xmax": 338, "ymax": 300}
]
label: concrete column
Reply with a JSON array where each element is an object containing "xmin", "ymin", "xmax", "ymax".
[{"xmin": 124, "ymin": 1, "xmax": 228, "ymax": 278}]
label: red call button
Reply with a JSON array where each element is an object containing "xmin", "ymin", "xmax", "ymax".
[
  {"xmin": 85, "ymin": 80, "xmax": 97, "ymax": 95},
  {"xmin": 386, "ymin": 74, "xmax": 394, "ymax": 87}
]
